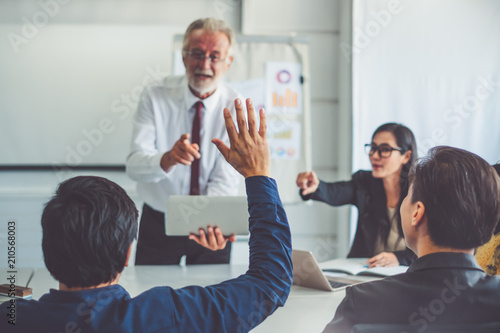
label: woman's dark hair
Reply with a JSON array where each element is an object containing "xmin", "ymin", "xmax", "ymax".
[
  {"xmin": 372, "ymin": 122, "xmax": 418, "ymax": 177},
  {"xmin": 409, "ymin": 146, "xmax": 500, "ymax": 249},
  {"xmin": 371, "ymin": 123, "xmax": 418, "ymax": 247},
  {"xmin": 42, "ymin": 176, "xmax": 138, "ymax": 288}
]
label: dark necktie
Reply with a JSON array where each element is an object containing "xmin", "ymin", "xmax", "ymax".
[{"xmin": 190, "ymin": 101, "xmax": 203, "ymax": 195}]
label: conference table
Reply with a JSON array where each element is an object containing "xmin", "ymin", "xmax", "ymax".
[{"xmin": 1, "ymin": 265, "xmax": 370, "ymax": 332}]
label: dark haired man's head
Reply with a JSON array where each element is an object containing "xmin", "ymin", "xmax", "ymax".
[
  {"xmin": 42, "ymin": 176, "xmax": 138, "ymax": 288},
  {"xmin": 372, "ymin": 123, "xmax": 418, "ymax": 175},
  {"xmin": 405, "ymin": 146, "xmax": 500, "ymax": 252}
]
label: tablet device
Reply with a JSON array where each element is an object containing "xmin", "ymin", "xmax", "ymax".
[{"xmin": 166, "ymin": 196, "xmax": 249, "ymax": 236}]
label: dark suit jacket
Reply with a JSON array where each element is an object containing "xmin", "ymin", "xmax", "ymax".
[
  {"xmin": 324, "ymin": 252, "xmax": 500, "ymax": 333},
  {"xmin": 301, "ymin": 170, "xmax": 416, "ymax": 265}
]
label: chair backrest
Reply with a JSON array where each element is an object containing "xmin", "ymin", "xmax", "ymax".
[{"xmin": 351, "ymin": 322, "xmax": 500, "ymax": 333}]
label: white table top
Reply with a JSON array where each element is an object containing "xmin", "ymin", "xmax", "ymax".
[{"xmin": 2, "ymin": 265, "xmax": 348, "ymax": 332}]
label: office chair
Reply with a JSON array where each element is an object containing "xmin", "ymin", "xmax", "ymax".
[{"xmin": 351, "ymin": 322, "xmax": 500, "ymax": 333}]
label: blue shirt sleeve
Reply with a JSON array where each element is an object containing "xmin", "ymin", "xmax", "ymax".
[{"xmin": 168, "ymin": 176, "xmax": 293, "ymax": 333}]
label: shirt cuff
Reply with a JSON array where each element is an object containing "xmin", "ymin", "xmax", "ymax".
[
  {"xmin": 245, "ymin": 176, "xmax": 281, "ymax": 206},
  {"xmin": 153, "ymin": 152, "xmax": 176, "ymax": 177}
]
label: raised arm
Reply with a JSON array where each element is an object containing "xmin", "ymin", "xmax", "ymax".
[{"xmin": 169, "ymin": 98, "xmax": 293, "ymax": 332}]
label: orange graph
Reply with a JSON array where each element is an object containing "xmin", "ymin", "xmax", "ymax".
[{"xmin": 273, "ymin": 89, "xmax": 297, "ymax": 108}]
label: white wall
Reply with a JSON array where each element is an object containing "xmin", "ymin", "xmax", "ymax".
[
  {"xmin": 0, "ymin": 0, "xmax": 351, "ymax": 267},
  {"xmin": 352, "ymin": 0, "xmax": 500, "ymax": 169}
]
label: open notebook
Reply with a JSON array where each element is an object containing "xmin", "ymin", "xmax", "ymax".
[{"xmin": 318, "ymin": 258, "xmax": 409, "ymax": 277}]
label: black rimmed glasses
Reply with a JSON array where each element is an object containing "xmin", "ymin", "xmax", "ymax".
[
  {"xmin": 364, "ymin": 143, "xmax": 403, "ymax": 158},
  {"xmin": 185, "ymin": 51, "xmax": 226, "ymax": 64}
]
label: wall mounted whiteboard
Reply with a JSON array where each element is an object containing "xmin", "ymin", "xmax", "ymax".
[{"xmin": 0, "ymin": 24, "xmax": 183, "ymax": 167}]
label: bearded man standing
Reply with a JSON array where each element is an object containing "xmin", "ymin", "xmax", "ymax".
[{"xmin": 126, "ymin": 18, "xmax": 241, "ymax": 265}]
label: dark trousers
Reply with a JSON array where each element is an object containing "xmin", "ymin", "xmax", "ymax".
[{"xmin": 135, "ymin": 204, "xmax": 231, "ymax": 265}]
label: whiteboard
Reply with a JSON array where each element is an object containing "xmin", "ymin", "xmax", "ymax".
[{"xmin": 0, "ymin": 24, "xmax": 182, "ymax": 167}]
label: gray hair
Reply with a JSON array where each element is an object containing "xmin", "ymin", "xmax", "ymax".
[{"xmin": 182, "ymin": 17, "xmax": 236, "ymax": 60}]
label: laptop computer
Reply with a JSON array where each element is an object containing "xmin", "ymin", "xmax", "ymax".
[
  {"xmin": 292, "ymin": 249, "xmax": 367, "ymax": 291},
  {"xmin": 166, "ymin": 195, "xmax": 250, "ymax": 236}
]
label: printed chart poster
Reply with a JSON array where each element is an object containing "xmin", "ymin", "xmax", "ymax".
[
  {"xmin": 269, "ymin": 121, "xmax": 301, "ymax": 160},
  {"xmin": 265, "ymin": 62, "xmax": 303, "ymax": 115}
]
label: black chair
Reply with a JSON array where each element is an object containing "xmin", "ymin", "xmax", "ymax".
[{"xmin": 351, "ymin": 322, "xmax": 500, "ymax": 333}]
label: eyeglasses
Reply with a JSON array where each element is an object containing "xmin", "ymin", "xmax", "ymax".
[
  {"xmin": 185, "ymin": 51, "xmax": 226, "ymax": 64},
  {"xmin": 364, "ymin": 143, "xmax": 403, "ymax": 158}
]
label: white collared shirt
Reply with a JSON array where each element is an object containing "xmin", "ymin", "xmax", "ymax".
[{"xmin": 126, "ymin": 75, "xmax": 242, "ymax": 213}]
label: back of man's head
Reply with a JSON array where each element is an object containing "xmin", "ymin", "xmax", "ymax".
[
  {"xmin": 42, "ymin": 176, "xmax": 138, "ymax": 288},
  {"xmin": 409, "ymin": 146, "xmax": 500, "ymax": 249}
]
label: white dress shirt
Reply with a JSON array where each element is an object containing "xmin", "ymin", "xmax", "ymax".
[{"xmin": 126, "ymin": 75, "xmax": 242, "ymax": 213}]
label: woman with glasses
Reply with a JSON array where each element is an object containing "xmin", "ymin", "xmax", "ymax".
[{"xmin": 296, "ymin": 123, "xmax": 418, "ymax": 267}]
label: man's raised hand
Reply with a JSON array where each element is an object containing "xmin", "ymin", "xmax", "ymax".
[{"xmin": 212, "ymin": 98, "xmax": 270, "ymax": 178}]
